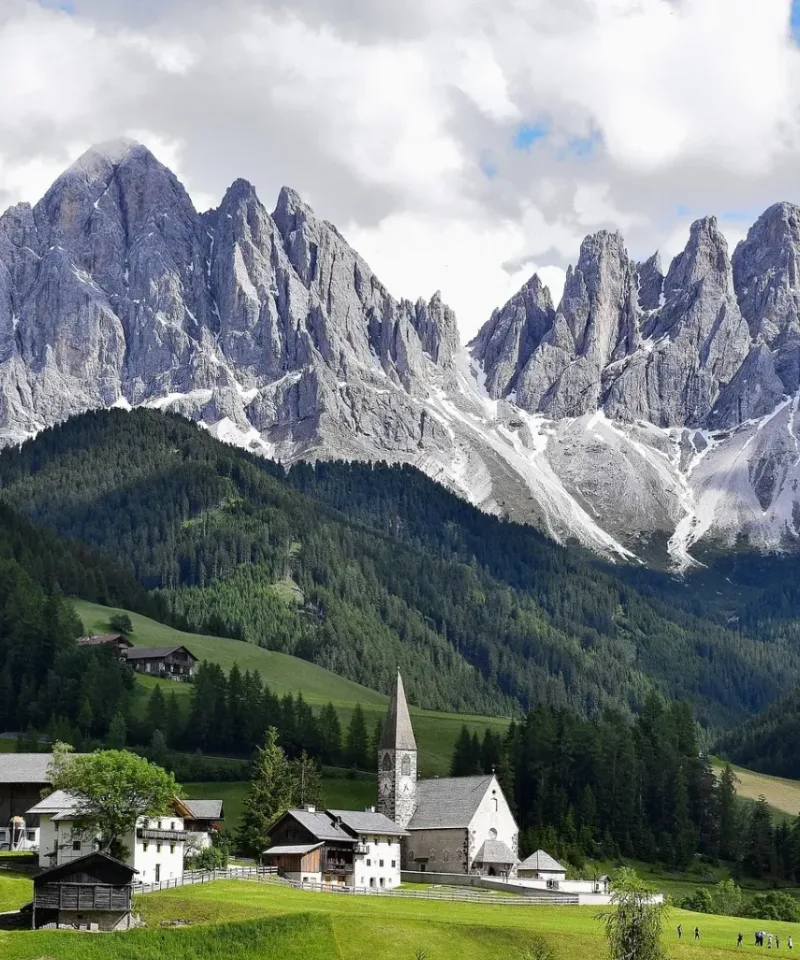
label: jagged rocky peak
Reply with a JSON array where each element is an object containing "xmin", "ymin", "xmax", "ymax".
[
  {"xmin": 470, "ymin": 273, "xmax": 555, "ymax": 398},
  {"xmin": 636, "ymin": 252, "xmax": 664, "ymax": 311},
  {"xmin": 733, "ymin": 201, "xmax": 800, "ymax": 347},
  {"xmin": 407, "ymin": 291, "xmax": 459, "ymax": 369},
  {"xmin": 664, "ymin": 216, "xmax": 734, "ymax": 298}
]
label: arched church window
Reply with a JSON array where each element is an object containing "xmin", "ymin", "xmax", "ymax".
[
  {"xmin": 382, "ymin": 752, "xmax": 393, "ymax": 771},
  {"xmin": 401, "ymin": 755, "xmax": 411, "ymax": 776}
]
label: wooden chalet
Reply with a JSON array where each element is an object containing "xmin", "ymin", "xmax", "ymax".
[
  {"xmin": 124, "ymin": 645, "xmax": 197, "ymax": 681},
  {"xmin": 32, "ymin": 851, "xmax": 137, "ymax": 931},
  {"xmin": 76, "ymin": 633, "xmax": 133, "ymax": 655}
]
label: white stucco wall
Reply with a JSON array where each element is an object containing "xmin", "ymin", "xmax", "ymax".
[
  {"xmin": 466, "ymin": 776, "xmax": 518, "ymax": 873},
  {"xmin": 37, "ymin": 813, "xmax": 185, "ymax": 882},
  {"xmin": 351, "ymin": 836, "xmax": 402, "ymax": 889}
]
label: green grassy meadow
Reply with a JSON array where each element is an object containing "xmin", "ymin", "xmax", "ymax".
[
  {"xmin": 2, "ymin": 878, "xmax": 793, "ymax": 960},
  {"xmin": 0, "ymin": 870, "xmax": 32, "ymax": 912},
  {"xmin": 74, "ymin": 599, "xmax": 509, "ymax": 776}
]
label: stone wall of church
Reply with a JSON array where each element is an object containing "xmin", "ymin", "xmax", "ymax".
[
  {"xmin": 403, "ymin": 828, "xmax": 469, "ymax": 874},
  {"xmin": 377, "ymin": 749, "xmax": 417, "ymax": 828}
]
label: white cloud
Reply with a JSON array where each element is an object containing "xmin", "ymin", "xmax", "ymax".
[{"xmin": 1, "ymin": 0, "xmax": 800, "ymax": 337}]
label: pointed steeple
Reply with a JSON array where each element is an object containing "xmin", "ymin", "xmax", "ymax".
[{"xmin": 380, "ymin": 671, "xmax": 417, "ymax": 751}]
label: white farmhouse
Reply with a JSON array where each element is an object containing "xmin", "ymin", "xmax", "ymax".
[
  {"xmin": 28, "ymin": 790, "xmax": 186, "ymax": 884},
  {"xmin": 264, "ymin": 805, "xmax": 407, "ymax": 889},
  {"xmin": 377, "ymin": 672, "xmax": 519, "ymax": 877}
]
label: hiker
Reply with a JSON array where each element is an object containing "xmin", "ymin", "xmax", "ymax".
[
  {"xmin": 738, "ymin": 933, "xmax": 744, "ymax": 948},
  {"xmin": 677, "ymin": 924, "xmax": 683, "ymax": 940},
  {"xmin": 788, "ymin": 936, "xmax": 793, "ymax": 950},
  {"xmin": 778, "ymin": 937, "xmax": 781, "ymax": 950},
  {"xmin": 770, "ymin": 934, "xmax": 774, "ymax": 949},
  {"xmin": 695, "ymin": 927, "xmax": 700, "ymax": 942},
  {"xmin": 758, "ymin": 932, "xmax": 764, "ymax": 947}
]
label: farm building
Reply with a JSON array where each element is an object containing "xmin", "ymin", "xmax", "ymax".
[
  {"xmin": 377, "ymin": 673, "xmax": 519, "ymax": 877},
  {"xmin": 124, "ymin": 644, "xmax": 197, "ymax": 680},
  {"xmin": 0, "ymin": 753, "xmax": 84, "ymax": 851},
  {"xmin": 517, "ymin": 850, "xmax": 568, "ymax": 884},
  {"xmin": 28, "ymin": 790, "xmax": 187, "ymax": 884},
  {"xmin": 181, "ymin": 798, "xmax": 224, "ymax": 850},
  {"xmin": 31, "ymin": 851, "xmax": 136, "ymax": 930},
  {"xmin": 76, "ymin": 633, "xmax": 133, "ymax": 655},
  {"xmin": 264, "ymin": 805, "xmax": 407, "ymax": 889}
]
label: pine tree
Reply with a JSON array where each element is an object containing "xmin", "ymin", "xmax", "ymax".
[
  {"xmin": 718, "ymin": 764, "xmax": 738, "ymax": 860},
  {"xmin": 318, "ymin": 702, "xmax": 342, "ymax": 765},
  {"xmin": 451, "ymin": 725, "xmax": 474, "ymax": 776},
  {"xmin": 165, "ymin": 690, "xmax": 182, "ymax": 747},
  {"xmin": 147, "ymin": 685, "xmax": 167, "ymax": 738},
  {"xmin": 236, "ymin": 728, "xmax": 294, "ymax": 860},
  {"xmin": 290, "ymin": 752, "xmax": 325, "ymax": 808},
  {"xmin": 107, "ymin": 712, "xmax": 127, "ymax": 749},
  {"xmin": 150, "ymin": 729, "xmax": 168, "ymax": 768},
  {"xmin": 345, "ymin": 704, "xmax": 369, "ymax": 769}
]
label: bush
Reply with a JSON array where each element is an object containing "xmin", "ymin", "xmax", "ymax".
[
  {"xmin": 746, "ymin": 892, "xmax": 800, "ymax": 923},
  {"xmin": 680, "ymin": 887, "xmax": 713, "ymax": 914},
  {"xmin": 186, "ymin": 845, "xmax": 228, "ymax": 871},
  {"xmin": 109, "ymin": 613, "xmax": 133, "ymax": 634}
]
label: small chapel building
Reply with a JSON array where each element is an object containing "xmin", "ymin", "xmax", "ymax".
[{"xmin": 377, "ymin": 673, "xmax": 519, "ymax": 877}]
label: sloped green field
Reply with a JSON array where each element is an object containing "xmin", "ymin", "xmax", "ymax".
[{"xmin": 74, "ymin": 599, "xmax": 509, "ymax": 776}]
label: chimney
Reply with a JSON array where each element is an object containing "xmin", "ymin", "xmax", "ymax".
[{"xmin": 304, "ymin": 804, "xmax": 316, "ymax": 813}]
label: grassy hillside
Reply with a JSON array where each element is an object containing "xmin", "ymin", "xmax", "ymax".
[
  {"xmin": 2, "ymin": 879, "xmax": 792, "ymax": 960},
  {"xmin": 75, "ymin": 599, "xmax": 509, "ymax": 777},
  {"xmin": 712, "ymin": 759, "xmax": 800, "ymax": 818}
]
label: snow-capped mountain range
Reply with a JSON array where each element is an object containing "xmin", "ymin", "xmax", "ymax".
[{"xmin": 3, "ymin": 139, "xmax": 800, "ymax": 569}]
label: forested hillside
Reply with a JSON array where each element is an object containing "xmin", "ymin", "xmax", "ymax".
[
  {"xmin": 0, "ymin": 501, "xmax": 150, "ymax": 738},
  {"xmin": 715, "ymin": 684, "xmax": 800, "ymax": 779},
  {"xmin": 0, "ymin": 408, "xmax": 795, "ymax": 727}
]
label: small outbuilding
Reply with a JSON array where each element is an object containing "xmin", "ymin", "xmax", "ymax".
[
  {"xmin": 76, "ymin": 633, "xmax": 133, "ymax": 656},
  {"xmin": 31, "ymin": 851, "xmax": 137, "ymax": 931},
  {"xmin": 516, "ymin": 849, "xmax": 567, "ymax": 885}
]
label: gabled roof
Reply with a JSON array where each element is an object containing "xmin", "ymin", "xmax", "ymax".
[
  {"xmin": 182, "ymin": 799, "xmax": 224, "ymax": 821},
  {"xmin": 279, "ymin": 809, "xmax": 354, "ymax": 843},
  {"xmin": 379, "ymin": 672, "xmax": 417, "ymax": 751},
  {"xmin": 28, "ymin": 789, "xmax": 80, "ymax": 817},
  {"xmin": 77, "ymin": 634, "xmax": 132, "ymax": 647},
  {"xmin": 474, "ymin": 839, "xmax": 517, "ymax": 865},
  {"xmin": 125, "ymin": 645, "xmax": 196, "ymax": 661},
  {"xmin": 408, "ymin": 774, "xmax": 495, "ymax": 830},
  {"xmin": 264, "ymin": 842, "xmax": 323, "ymax": 857},
  {"xmin": 518, "ymin": 849, "xmax": 566, "ymax": 873},
  {"xmin": 34, "ymin": 851, "xmax": 137, "ymax": 883},
  {"xmin": 327, "ymin": 809, "xmax": 409, "ymax": 838},
  {"xmin": 0, "ymin": 754, "xmax": 87, "ymax": 785}
]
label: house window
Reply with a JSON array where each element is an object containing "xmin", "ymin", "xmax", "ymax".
[
  {"xmin": 143, "ymin": 842, "xmax": 149, "ymax": 852},
  {"xmin": 401, "ymin": 755, "xmax": 411, "ymax": 776},
  {"xmin": 157, "ymin": 820, "xmax": 162, "ymax": 829},
  {"xmin": 72, "ymin": 840, "xmax": 81, "ymax": 851},
  {"xmin": 155, "ymin": 864, "xmax": 161, "ymax": 882},
  {"xmin": 171, "ymin": 822, "xmax": 176, "ymax": 830},
  {"xmin": 391, "ymin": 860, "xmax": 396, "ymax": 868},
  {"xmin": 380, "ymin": 878, "xmax": 385, "ymax": 888},
  {"xmin": 170, "ymin": 844, "xmax": 176, "ymax": 854},
  {"xmin": 493, "ymin": 798, "xmax": 499, "ymax": 812},
  {"xmin": 366, "ymin": 859, "xmax": 371, "ymax": 866},
  {"xmin": 157, "ymin": 843, "xmax": 162, "ymax": 853},
  {"xmin": 379, "ymin": 860, "xmax": 384, "ymax": 867},
  {"xmin": 369, "ymin": 878, "xmax": 376, "ymax": 888}
]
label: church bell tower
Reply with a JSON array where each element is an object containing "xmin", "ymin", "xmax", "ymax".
[{"xmin": 377, "ymin": 671, "xmax": 417, "ymax": 828}]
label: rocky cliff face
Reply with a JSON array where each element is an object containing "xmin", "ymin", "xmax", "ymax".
[{"xmin": 5, "ymin": 139, "xmax": 800, "ymax": 569}]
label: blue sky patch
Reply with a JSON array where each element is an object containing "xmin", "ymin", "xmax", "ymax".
[
  {"xmin": 566, "ymin": 129, "xmax": 602, "ymax": 159},
  {"xmin": 513, "ymin": 121, "xmax": 549, "ymax": 151},
  {"xmin": 675, "ymin": 204, "xmax": 692, "ymax": 218},
  {"xmin": 480, "ymin": 159, "xmax": 498, "ymax": 180},
  {"xmin": 38, "ymin": 0, "xmax": 76, "ymax": 11},
  {"xmin": 792, "ymin": 0, "xmax": 800, "ymax": 43}
]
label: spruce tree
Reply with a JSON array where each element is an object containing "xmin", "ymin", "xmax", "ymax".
[
  {"xmin": 107, "ymin": 712, "xmax": 127, "ymax": 749},
  {"xmin": 345, "ymin": 704, "xmax": 369, "ymax": 769},
  {"xmin": 718, "ymin": 764, "xmax": 738, "ymax": 860},
  {"xmin": 236, "ymin": 727, "xmax": 294, "ymax": 860}
]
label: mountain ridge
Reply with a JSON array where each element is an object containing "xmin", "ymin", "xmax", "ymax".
[{"xmin": 4, "ymin": 140, "xmax": 800, "ymax": 568}]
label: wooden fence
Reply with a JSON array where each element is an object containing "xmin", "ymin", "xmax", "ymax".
[
  {"xmin": 133, "ymin": 865, "xmax": 276, "ymax": 895},
  {"xmin": 280, "ymin": 878, "xmax": 580, "ymax": 906}
]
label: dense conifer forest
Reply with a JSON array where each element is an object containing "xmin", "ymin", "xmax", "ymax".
[
  {"xmin": 0, "ymin": 408, "xmax": 797, "ymax": 729},
  {"xmin": 715, "ymin": 683, "xmax": 800, "ymax": 779}
]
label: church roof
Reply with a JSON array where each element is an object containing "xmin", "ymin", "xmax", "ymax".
[
  {"xmin": 518, "ymin": 849, "xmax": 566, "ymax": 873},
  {"xmin": 379, "ymin": 672, "xmax": 417, "ymax": 751},
  {"xmin": 408, "ymin": 774, "xmax": 495, "ymax": 829},
  {"xmin": 473, "ymin": 839, "xmax": 517, "ymax": 865}
]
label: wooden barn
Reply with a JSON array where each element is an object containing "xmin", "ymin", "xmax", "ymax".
[
  {"xmin": 76, "ymin": 633, "xmax": 133, "ymax": 656},
  {"xmin": 32, "ymin": 851, "xmax": 137, "ymax": 931},
  {"xmin": 124, "ymin": 645, "xmax": 197, "ymax": 681}
]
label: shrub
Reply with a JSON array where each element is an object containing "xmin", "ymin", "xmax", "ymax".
[
  {"xmin": 680, "ymin": 888, "xmax": 713, "ymax": 914},
  {"xmin": 746, "ymin": 892, "xmax": 800, "ymax": 923}
]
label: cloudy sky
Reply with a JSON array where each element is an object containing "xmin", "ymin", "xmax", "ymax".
[{"xmin": 2, "ymin": 0, "xmax": 800, "ymax": 338}]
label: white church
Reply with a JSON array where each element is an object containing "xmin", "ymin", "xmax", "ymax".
[{"xmin": 377, "ymin": 673, "xmax": 520, "ymax": 878}]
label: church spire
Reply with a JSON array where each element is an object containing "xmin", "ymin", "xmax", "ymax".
[
  {"xmin": 377, "ymin": 671, "xmax": 418, "ymax": 828},
  {"xmin": 380, "ymin": 671, "xmax": 417, "ymax": 751}
]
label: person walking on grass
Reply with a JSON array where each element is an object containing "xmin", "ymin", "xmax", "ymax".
[
  {"xmin": 788, "ymin": 936, "xmax": 793, "ymax": 950},
  {"xmin": 778, "ymin": 936, "xmax": 781, "ymax": 950},
  {"xmin": 738, "ymin": 933, "xmax": 744, "ymax": 948},
  {"xmin": 695, "ymin": 927, "xmax": 700, "ymax": 942},
  {"xmin": 677, "ymin": 924, "xmax": 682, "ymax": 940}
]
